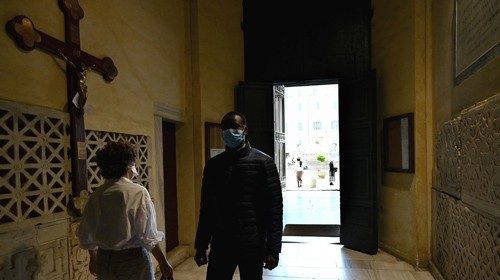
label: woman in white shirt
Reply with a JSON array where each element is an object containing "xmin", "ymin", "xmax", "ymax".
[{"xmin": 78, "ymin": 141, "xmax": 174, "ymax": 280}]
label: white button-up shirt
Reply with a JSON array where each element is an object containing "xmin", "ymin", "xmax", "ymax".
[{"xmin": 78, "ymin": 177, "xmax": 165, "ymax": 251}]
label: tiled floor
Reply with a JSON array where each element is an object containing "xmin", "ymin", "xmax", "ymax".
[{"xmin": 172, "ymin": 242, "xmax": 435, "ymax": 279}]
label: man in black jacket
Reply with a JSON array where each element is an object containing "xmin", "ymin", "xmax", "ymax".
[{"xmin": 194, "ymin": 111, "xmax": 283, "ymax": 280}]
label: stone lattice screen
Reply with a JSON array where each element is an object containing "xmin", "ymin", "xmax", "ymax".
[
  {"xmin": 0, "ymin": 101, "xmax": 152, "ymax": 279},
  {"xmin": 0, "ymin": 101, "xmax": 70, "ymax": 228},
  {"xmin": 433, "ymin": 93, "xmax": 500, "ymax": 280},
  {"xmin": 0, "ymin": 100, "xmax": 151, "ymax": 229}
]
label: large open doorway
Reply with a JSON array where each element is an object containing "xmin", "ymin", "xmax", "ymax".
[
  {"xmin": 283, "ymin": 84, "xmax": 340, "ymax": 191},
  {"xmin": 279, "ymin": 83, "xmax": 341, "ymax": 243},
  {"xmin": 236, "ymin": 72, "xmax": 377, "ymax": 254}
]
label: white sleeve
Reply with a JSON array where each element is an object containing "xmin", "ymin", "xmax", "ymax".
[{"xmin": 135, "ymin": 190, "xmax": 165, "ymax": 251}]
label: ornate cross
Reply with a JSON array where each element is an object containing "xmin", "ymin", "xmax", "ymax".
[{"xmin": 6, "ymin": 0, "xmax": 118, "ymax": 206}]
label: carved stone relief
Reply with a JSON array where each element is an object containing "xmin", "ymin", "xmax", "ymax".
[
  {"xmin": 0, "ymin": 248, "xmax": 38, "ymax": 279},
  {"xmin": 37, "ymin": 238, "xmax": 69, "ymax": 279},
  {"xmin": 433, "ymin": 93, "xmax": 500, "ymax": 280},
  {"xmin": 435, "ymin": 117, "xmax": 462, "ymax": 198},
  {"xmin": 69, "ymin": 221, "xmax": 93, "ymax": 280},
  {"xmin": 0, "ymin": 219, "xmax": 69, "ymax": 279},
  {"xmin": 459, "ymin": 94, "xmax": 500, "ymax": 218},
  {"xmin": 433, "ymin": 191, "xmax": 499, "ymax": 280},
  {"xmin": 435, "ymin": 93, "xmax": 500, "ymax": 218}
]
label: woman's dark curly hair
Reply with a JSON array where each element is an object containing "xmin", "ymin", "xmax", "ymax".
[{"xmin": 96, "ymin": 141, "xmax": 136, "ymax": 179}]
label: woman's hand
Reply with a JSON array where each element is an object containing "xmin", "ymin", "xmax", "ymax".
[
  {"xmin": 152, "ymin": 244, "xmax": 174, "ymax": 280},
  {"xmin": 159, "ymin": 261, "xmax": 174, "ymax": 280}
]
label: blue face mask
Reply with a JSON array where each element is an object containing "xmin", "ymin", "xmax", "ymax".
[{"xmin": 222, "ymin": 128, "xmax": 245, "ymax": 148}]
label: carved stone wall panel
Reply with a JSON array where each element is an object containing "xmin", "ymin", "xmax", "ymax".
[
  {"xmin": 69, "ymin": 221, "xmax": 93, "ymax": 280},
  {"xmin": 459, "ymin": 94, "xmax": 500, "ymax": 218},
  {"xmin": 432, "ymin": 191, "xmax": 500, "ymax": 280},
  {"xmin": 435, "ymin": 117, "xmax": 462, "ymax": 198},
  {"xmin": 433, "ymin": 93, "xmax": 500, "ymax": 279},
  {"xmin": 0, "ymin": 219, "xmax": 69, "ymax": 279},
  {"xmin": 85, "ymin": 130, "xmax": 151, "ymax": 191},
  {"xmin": 0, "ymin": 100, "xmax": 70, "ymax": 229},
  {"xmin": 36, "ymin": 238, "xmax": 69, "ymax": 279},
  {"xmin": 0, "ymin": 248, "xmax": 38, "ymax": 279}
]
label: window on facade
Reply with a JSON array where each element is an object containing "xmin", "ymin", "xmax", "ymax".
[
  {"xmin": 298, "ymin": 122, "xmax": 303, "ymax": 131},
  {"xmin": 331, "ymin": 120, "xmax": 338, "ymax": 130},
  {"xmin": 313, "ymin": 121, "xmax": 321, "ymax": 130},
  {"xmin": 298, "ymin": 103, "xmax": 302, "ymax": 110},
  {"xmin": 315, "ymin": 102, "xmax": 320, "ymax": 110}
]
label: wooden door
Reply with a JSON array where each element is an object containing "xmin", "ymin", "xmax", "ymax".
[
  {"xmin": 273, "ymin": 85, "xmax": 286, "ymax": 187},
  {"xmin": 234, "ymin": 82, "xmax": 274, "ymax": 157},
  {"xmin": 162, "ymin": 121, "xmax": 179, "ymax": 251},
  {"xmin": 339, "ymin": 70, "xmax": 378, "ymax": 254}
]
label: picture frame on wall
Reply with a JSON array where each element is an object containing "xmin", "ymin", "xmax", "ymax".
[
  {"xmin": 204, "ymin": 122, "xmax": 225, "ymax": 163},
  {"xmin": 383, "ymin": 113, "xmax": 414, "ymax": 173}
]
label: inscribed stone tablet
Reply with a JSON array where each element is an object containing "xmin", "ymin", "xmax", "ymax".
[{"xmin": 455, "ymin": 0, "xmax": 500, "ymax": 84}]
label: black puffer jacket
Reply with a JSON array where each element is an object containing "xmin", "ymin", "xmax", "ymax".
[{"xmin": 195, "ymin": 142, "xmax": 283, "ymax": 257}]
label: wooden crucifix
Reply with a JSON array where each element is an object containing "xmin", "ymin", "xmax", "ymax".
[{"xmin": 6, "ymin": 0, "xmax": 118, "ymax": 203}]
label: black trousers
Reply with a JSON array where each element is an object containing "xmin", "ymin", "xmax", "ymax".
[{"xmin": 207, "ymin": 250, "xmax": 263, "ymax": 280}]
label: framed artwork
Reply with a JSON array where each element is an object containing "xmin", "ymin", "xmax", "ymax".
[
  {"xmin": 204, "ymin": 122, "xmax": 225, "ymax": 162},
  {"xmin": 383, "ymin": 113, "xmax": 414, "ymax": 173}
]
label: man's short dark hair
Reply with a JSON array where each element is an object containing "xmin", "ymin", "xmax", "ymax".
[
  {"xmin": 96, "ymin": 141, "xmax": 136, "ymax": 179},
  {"xmin": 221, "ymin": 111, "xmax": 247, "ymax": 125}
]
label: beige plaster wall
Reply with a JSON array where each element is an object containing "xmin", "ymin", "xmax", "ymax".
[
  {"xmin": 0, "ymin": 0, "xmax": 243, "ymax": 256},
  {"xmin": 372, "ymin": 0, "xmax": 432, "ymax": 266},
  {"xmin": 1, "ymin": 1, "xmax": 68, "ymax": 110},
  {"xmin": 0, "ymin": 0, "xmax": 188, "ymax": 255},
  {"xmin": 1, "ymin": 0, "xmax": 186, "ymax": 135},
  {"xmin": 194, "ymin": 0, "xmax": 244, "ymax": 213},
  {"xmin": 174, "ymin": 0, "xmax": 243, "ymax": 248},
  {"xmin": 198, "ymin": 0, "xmax": 243, "ymax": 124}
]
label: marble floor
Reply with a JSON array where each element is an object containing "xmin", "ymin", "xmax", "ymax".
[
  {"xmin": 172, "ymin": 190, "xmax": 434, "ymax": 279},
  {"xmin": 283, "ymin": 190, "xmax": 340, "ymax": 225},
  {"xmin": 172, "ymin": 242, "xmax": 435, "ymax": 280}
]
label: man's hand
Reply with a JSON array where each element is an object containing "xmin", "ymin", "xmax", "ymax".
[
  {"xmin": 263, "ymin": 254, "xmax": 279, "ymax": 270},
  {"xmin": 194, "ymin": 250, "xmax": 208, "ymax": 267},
  {"xmin": 88, "ymin": 250, "xmax": 97, "ymax": 276}
]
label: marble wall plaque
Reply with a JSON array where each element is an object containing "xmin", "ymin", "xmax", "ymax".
[{"xmin": 455, "ymin": 0, "xmax": 500, "ymax": 84}]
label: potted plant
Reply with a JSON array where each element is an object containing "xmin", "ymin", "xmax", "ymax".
[{"xmin": 316, "ymin": 154, "xmax": 327, "ymax": 179}]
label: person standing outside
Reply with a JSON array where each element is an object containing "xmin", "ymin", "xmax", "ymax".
[
  {"xmin": 78, "ymin": 141, "xmax": 174, "ymax": 280},
  {"xmin": 329, "ymin": 160, "xmax": 337, "ymax": 185},
  {"xmin": 295, "ymin": 157, "xmax": 303, "ymax": 188},
  {"xmin": 194, "ymin": 111, "xmax": 283, "ymax": 280}
]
